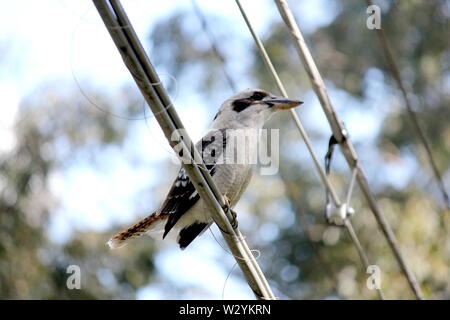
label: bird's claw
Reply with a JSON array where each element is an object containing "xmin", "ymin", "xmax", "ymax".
[
  {"xmin": 230, "ymin": 208, "xmax": 238, "ymax": 229},
  {"xmin": 223, "ymin": 196, "xmax": 239, "ymax": 230}
]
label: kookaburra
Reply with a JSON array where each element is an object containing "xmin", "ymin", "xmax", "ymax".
[{"xmin": 108, "ymin": 89, "xmax": 303, "ymax": 250}]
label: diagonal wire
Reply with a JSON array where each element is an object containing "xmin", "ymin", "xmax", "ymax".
[
  {"xmin": 93, "ymin": 0, "xmax": 275, "ymax": 300},
  {"xmin": 234, "ymin": 0, "xmax": 384, "ymax": 300},
  {"xmin": 366, "ymin": 0, "xmax": 449, "ymax": 210},
  {"xmin": 191, "ymin": 0, "xmax": 237, "ymax": 93},
  {"xmin": 272, "ymin": 0, "xmax": 422, "ymax": 299},
  {"xmin": 191, "ymin": 0, "xmax": 340, "ymax": 296},
  {"xmin": 235, "ymin": 0, "xmax": 340, "ymax": 207}
]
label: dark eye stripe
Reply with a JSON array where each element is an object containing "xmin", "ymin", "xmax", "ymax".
[
  {"xmin": 250, "ymin": 91, "xmax": 266, "ymax": 101},
  {"xmin": 231, "ymin": 91, "xmax": 267, "ymax": 113},
  {"xmin": 232, "ymin": 99, "xmax": 251, "ymax": 112}
]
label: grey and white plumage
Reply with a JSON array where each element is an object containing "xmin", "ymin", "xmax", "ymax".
[{"xmin": 108, "ymin": 88, "xmax": 303, "ymax": 250}]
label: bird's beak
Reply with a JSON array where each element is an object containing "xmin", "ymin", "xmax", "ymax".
[{"xmin": 265, "ymin": 97, "xmax": 303, "ymax": 111}]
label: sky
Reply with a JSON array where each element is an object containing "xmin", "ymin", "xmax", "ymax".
[{"xmin": 0, "ymin": 0, "xmax": 419, "ymax": 299}]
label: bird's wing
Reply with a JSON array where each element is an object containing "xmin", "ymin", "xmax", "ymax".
[{"xmin": 162, "ymin": 129, "xmax": 227, "ymax": 238}]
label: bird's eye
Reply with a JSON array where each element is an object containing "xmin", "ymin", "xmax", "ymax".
[{"xmin": 250, "ymin": 91, "xmax": 266, "ymax": 101}]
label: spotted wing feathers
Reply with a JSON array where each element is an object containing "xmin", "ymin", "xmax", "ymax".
[{"xmin": 108, "ymin": 129, "xmax": 228, "ymax": 249}]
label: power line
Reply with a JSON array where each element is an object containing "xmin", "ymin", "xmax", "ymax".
[
  {"xmin": 191, "ymin": 0, "xmax": 237, "ymax": 93},
  {"xmin": 191, "ymin": 1, "xmax": 341, "ymax": 297},
  {"xmin": 93, "ymin": 0, "xmax": 275, "ymax": 300},
  {"xmin": 272, "ymin": 0, "xmax": 423, "ymax": 299},
  {"xmin": 234, "ymin": 0, "xmax": 384, "ymax": 300}
]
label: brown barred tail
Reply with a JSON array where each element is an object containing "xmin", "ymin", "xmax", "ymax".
[{"xmin": 107, "ymin": 213, "xmax": 168, "ymax": 249}]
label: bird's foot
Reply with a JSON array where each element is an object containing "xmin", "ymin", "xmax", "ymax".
[
  {"xmin": 223, "ymin": 195, "xmax": 238, "ymax": 229},
  {"xmin": 230, "ymin": 208, "xmax": 238, "ymax": 229}
]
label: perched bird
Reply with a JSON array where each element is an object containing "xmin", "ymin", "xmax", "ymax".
[{"xmin": 108, "ymin": 89, "xmax": 303, "ymax": 250}]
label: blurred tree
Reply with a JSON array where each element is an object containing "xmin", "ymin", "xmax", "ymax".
[
  {"xmin": 0, "ymin": 83, "xmax": 157, "ymax": 299},
  {"xmin": 2, "ymin": 0, "xmax": 449, "ymax": 300}
]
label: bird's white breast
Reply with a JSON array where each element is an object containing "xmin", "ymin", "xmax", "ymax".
[{"xmin": 175, "ymin": 128, "xmax": 256, "ymax": 228}]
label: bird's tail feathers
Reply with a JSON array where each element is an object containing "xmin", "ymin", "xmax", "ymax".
[{"xmin": 107, "ymin": 213, "xmax": 168, "ymax": 249}]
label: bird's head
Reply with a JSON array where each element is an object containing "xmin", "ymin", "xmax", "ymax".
[{"xmin": 211, "ymin": 88, "xmax": 303, "ymax": 129}]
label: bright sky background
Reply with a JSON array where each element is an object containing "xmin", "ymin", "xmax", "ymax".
[{"xmin": 0, "ymin": 0, "xmax": 416, "ymax": 299}]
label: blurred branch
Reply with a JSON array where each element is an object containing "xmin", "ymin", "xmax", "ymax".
[
  {"xmin": 365, "ymin": 0, "xmax": 449, "ymax": 210},
  {"xmin": 93, "ymin": 0, "xmax": 275, "ymax": 300},
  {"xmin": 191, "ymin": 0, "xmax": 237, "ymax": 92},
  {"xmin": 273, "ymin": 0, "xmax": 423, "ymax": 299}
]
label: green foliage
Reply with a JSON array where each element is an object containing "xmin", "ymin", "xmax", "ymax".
[
  {"xmin": 2, "ymin": 0, "xmax": 449, "ymax": 299},
  {"xmin": 0, "ymin": 83, "xmax": 157, "ymax": 299}
]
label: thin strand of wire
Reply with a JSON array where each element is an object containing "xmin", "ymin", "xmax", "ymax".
[
  {"xmin": 110, "ymin": 0, "xmax": 275, "ymax": 300},
  {"xmin": 207, "ymin": 226, "xmax": 261, "ymax": 262},
  {"xmin": 189, "ymin": 2, "xmax": 275, "ymax": 299},
  {"xmin": 191, "ymin": 1, "xmax": 340, "ymax": 295},
  {"xmin": 234, "ymin": 0, "xmax": 385, "ymax": 300},
  {"xmin": 273, "ymin": 0, "xmax": 424, "ymax": 300},
  {"xmin": 208, "ymin": 227, "xmax": 269, "ymax": 301},
  {"xmin": 68, "ymin": 5, "xmax": 184, "ymax": 121},
  {"xmin": 222, "ymin": 262, "xmax": 238, "ymax": 300},
  {"xmin": 69, "ymin": 5, "xmax": 148, "ymax": 120},
  {"xmin": 234, "ymin": 0, "xmax": 340, "ymax": 207},
  {"xmin": 95, "ymin": 0, "xmax": 273, "ymax": 300},
  {"xmin": 208, "ymin": 227, "xmax": 261, "ymax": 300},
  {"xmin": 142, "ymin": 100, "xmax": 182, "ymax": 157},
  {"xmin": 365, "ymin": 0, "xmax": 449, "ymax": 210},
  {"xmin": 192, "ymin": 2, "xmax": 340, "ymax": 298},
  {"xmin": 326, "ymin": 146, "xmax": 384, "ymax": 299},
  {"xmin": 191, "ymin": 0, "xmax": 237, "ymax": 93},
  {"xmin": 346, "ymin": 168, "xmax": 358, "ymax": 207},
  {"xmin": 344, "ymin": 220, "xmax": 385, "ymax": 299}
]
